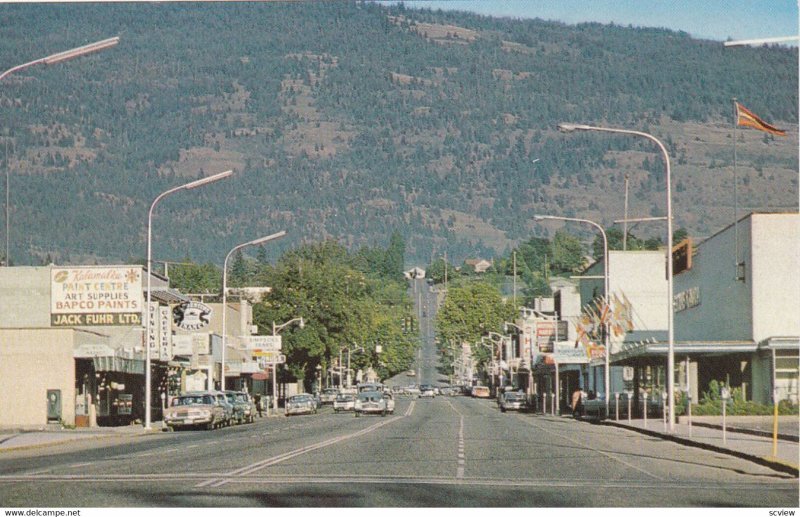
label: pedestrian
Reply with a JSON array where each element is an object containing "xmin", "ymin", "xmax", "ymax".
[
  {"xmin": 571, "ymin": 387, "xmax": 583, "ymax": 418},
  {"xmin": 254, "ymin": 394, "xmax": 263, "ymax": 418}
]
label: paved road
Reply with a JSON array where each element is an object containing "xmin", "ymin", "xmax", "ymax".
[
  {"xmin": 0, "ymin": 396, "xmax": 797, "ymax": 507},
  {"xmin": 2, "ymin": 280, "xmax": 795, "ymax": 507}
]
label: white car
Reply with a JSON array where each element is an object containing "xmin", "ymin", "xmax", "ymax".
[
  {"xmin": 404, "ymin": 385, "xmax": 420, "ymax": 397},
  {"xmin": 419, "ymin": 385, "xmax": 436, "ymax": 398},
  {"xmin": 333, "ymin": 393, "xmax": 355, "ymax": 412},
  {"xmin": 383, "ymin": 392, "xmax": 395, "ymax": 414},
  {"xmin": 354, "ymin": 390, "xmax": 388, "ymax": 417}
]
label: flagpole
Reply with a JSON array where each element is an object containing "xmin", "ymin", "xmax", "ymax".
[{"xmin": 732, "ymin": 98, "xmax": 739, "ymax": 281}]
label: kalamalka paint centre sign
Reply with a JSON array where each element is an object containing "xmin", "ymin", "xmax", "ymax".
[{"xmin": 51, "ymin": 266, "xmax": 143, "ymax": 326}]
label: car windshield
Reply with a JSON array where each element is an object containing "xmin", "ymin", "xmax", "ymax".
[
  {"xmin": 290, "ymin": 396, "xmax": 309, "ymax": 402},
  {"xmin": 505, "ymin": 393, "xmax": 525, "ymax": 401},
  {"xmin": 172, "ymin": 395, "xmax": 213, "ymax": 406},
  {"xmin": 336, "ymin": 395, "xmax": 353, "ymax": 401},
  {"xmin": 358, "ymin": 392, "xmax": 382, "ymax": 402}
]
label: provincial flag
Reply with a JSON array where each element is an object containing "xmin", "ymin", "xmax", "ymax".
[{"xmin": 735, "ymin": 102, "xmax": 787, "ymax": 136}]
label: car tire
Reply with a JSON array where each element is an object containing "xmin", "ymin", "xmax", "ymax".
[
  {"xmin": 355, "ymin": 411, "xmax": 360, "ymax": 418},
  {"xmin": 501, "ymin": 407, "xmax": 506, "ymax": 413},
  {"xmin": 381, "ymin": 411, "xmax": 386, "ymax": 417}
]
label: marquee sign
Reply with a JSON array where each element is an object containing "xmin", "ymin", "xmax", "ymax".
[
  {"xmin": 51, "ymin": 266, "xmax": 143, "ymax": 326},
  {"xmin": 173, "ymin": 301, "xmax": 212, "ymax": 331}
]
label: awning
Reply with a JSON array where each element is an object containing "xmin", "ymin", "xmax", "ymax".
[
  {"xmin": 251, "ymin": 371, "xmax": 269, "ymax": 381},
  {"xmin": 93, "ymin": 356, "xmax": 145, "ymax": 375},
  {"xmin": 610, "ymin": 340, "xmax": 758, "ymax": 363},
  {"xmin": 148, "ymin": 287, "xmax": 190, "ymax": 305}
]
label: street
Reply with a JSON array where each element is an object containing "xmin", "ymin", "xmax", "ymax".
[{"xmin": 0, "ymin": 396, "xmax": 797, "ymax": 507}]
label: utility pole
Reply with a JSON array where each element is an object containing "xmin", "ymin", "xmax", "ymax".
[
  {"xmin": 443, "ymin": 251, "xmax": 448, "ymax": 291},
  {"xmin": 513, "ymin": 251, "xmax": 517, "ymax": 309},
  {"xmin": 623, "ymin": 173, "xmax": 630, "ymax": 251}
]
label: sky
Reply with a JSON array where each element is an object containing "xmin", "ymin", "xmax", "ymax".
[{"xmin": 389, "ymin": 1, "xmax": 799, "ymax": 44}]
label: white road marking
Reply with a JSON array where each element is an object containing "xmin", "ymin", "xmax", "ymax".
[
  {"xmin": 1, "ymin": 473, "xmax": 792, "ymax": 490},
  {"xmin": 404, "ymin": 400, "xmax": 416, "ymax": 417},
  {"xmin": 196, "ymin": 416, "xmax": 404, "ymax": 488},
  {"xmin": 456, "ymin": 415, "xmax": 465, "ymax": 479}
]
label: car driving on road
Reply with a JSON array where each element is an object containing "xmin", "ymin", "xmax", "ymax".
[
  {"xmin": 354, "ymin": 390, "xmax": 388, "ymax": 417},
  {"xmin": 333, "ymin": 393, "xmax": 355, "ymax": 412},
  {"xmin": 285, "ymin": 394, "xmax": 318, "ymax": 416}
]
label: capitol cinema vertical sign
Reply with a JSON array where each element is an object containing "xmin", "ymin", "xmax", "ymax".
[{"xmin": 51, "ymin": 266, "xmax": 143, "ymax": 326}]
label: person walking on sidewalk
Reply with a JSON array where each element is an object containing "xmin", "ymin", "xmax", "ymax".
[
  {"xmin": 571, "ymin": 387, "xmax": 583, "ymax": 418},
  {"xmin": 254, "ymin": 395, "xmax": 264, "ymax": 418}
]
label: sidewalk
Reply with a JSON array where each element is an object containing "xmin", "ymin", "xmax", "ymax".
[
  {"xmin": 601, "ymin": 415, "xmax": 799, "ymax": 476},
  {"xmin": 0, "ymin": 423, "xmax": 165, "ymax": 452}
]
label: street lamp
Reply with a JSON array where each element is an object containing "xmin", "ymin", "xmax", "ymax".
[
  {"xmin": 222, "ymin": 231, "xmax": 287, "ymax": 392},
  {"xmin": 145, "ymin": 169, "xmax": 233, "ymax": 430},
  {"xmin": 2, "ymin": 36, "xmax": 120, "ymax": 267},
  {"xmin": 558, "ymin": 122, "xmax": 675, "ymax": 431},
  {"xmin": 535, "ymin": 214, "xmax": 609, "ymax": 416},
  {"xmin": 271, "ymin": 316, "xmax": 304, "ymax": 410}
]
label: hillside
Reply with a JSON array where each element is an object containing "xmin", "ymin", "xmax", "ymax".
[{"xmin": 0, "ymin": 2, "xmax": 796, "ymax": 267}]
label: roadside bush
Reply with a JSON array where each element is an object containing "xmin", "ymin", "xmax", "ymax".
[{"xmin": 691, "ymin": 380, "xmax": 799, "ymax": 416}]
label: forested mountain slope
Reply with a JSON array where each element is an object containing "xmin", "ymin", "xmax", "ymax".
[{"xmin": 0, "ymin": 2, "xmax": 795, "ymax": 266}]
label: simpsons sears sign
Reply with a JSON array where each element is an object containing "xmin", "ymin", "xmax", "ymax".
[{"xmin": 51, "ymin": 266, "xmax": 143, "ymax": 326}]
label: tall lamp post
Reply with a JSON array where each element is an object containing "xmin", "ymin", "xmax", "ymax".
[
  {"xmin": 2, "ymin": 36, "xmax": 120, "ymax": 266},
  {"xmin": 534, "ymin": 214, "xmax": 609, "ymax": 416},
  {"xmin": 558, "ymin": 122, "xmax": 675, "ymax": 431},
  {"xmin": 145, "ymin": 169, "xmax": 233, "ymax": 430},
  {"xmin": 272, "ymin": 316, "xmax": 304, "ymax": 411},
  {"xmin": 222, "ymin": 231, "xmax": 287, "ymax": 391}
]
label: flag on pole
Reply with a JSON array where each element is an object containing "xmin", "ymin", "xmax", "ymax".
[{"xmin": 735, "ymin": 102, "xmax": 787, "ymax": 136}]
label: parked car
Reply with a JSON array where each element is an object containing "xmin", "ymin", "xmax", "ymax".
[
  {"xmin": 471, "ymin": 386, "xmax": 491, "ymax": 398},
  {"xmin": 320, "ymin": 388, "xmax": 339, "ymax": 405},
  {"xmin": 223, "ymin": 391, "xmax": 256, "ymax": 424},
  {"xmin": 354, "ymin": 390, "xmax": 388, "ymax": 417},
  {"xmin": 406, "ymin": 370, "xmax": 416, "ymax": 377},
  {"xmin": 164, "ymin": 393, "xmax": 225, "ymax": 431},
  {"xmin": 210, "ymin": 391, "xmax": 234, "ymax": 426},
  {"xmin": 383, "ymin": 392, "xmax": 395, "ymax": 414},
  {"xmin": 333, "ymin": 393, "xmax": 356, "ymax": 412},
  {"xmin": 499, "ymin": 391, "xmax": 528, "ymax": 412},
  {"xmin": 285, "ymin": 394, "xmax": 318, "ymax": 416}
]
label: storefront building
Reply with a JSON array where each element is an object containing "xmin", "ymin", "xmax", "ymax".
[
  {"xmin": 670, "ymin": 213, "xmax": 799, "ymax": 405},
  {"xmin": 0, "ymin": 265, "xmax": 184, "ymax": 427}
]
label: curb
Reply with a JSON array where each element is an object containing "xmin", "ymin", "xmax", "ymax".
[
  {"xmin": 685, "ymin": 420, "xmax": 797, "ymax": 442},
  {"xmin": 0, "ymin": 429, "xmax": 163, "ymax": 454},
  {"xmin": 602, "ymin": 420, "xmax": 799, "ymax": 478}
]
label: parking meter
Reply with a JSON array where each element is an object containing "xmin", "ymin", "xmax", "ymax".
[
  {"xmin": 720, "ymin": 386, "xmax": 730, "ymax": 443},
  {"xmin": 661, "ymin": 391, "xmax": 668, "ymax": 430},
  {"xmin": 614, "ymin": 392, "xmax": 620, "ymax": 421}
]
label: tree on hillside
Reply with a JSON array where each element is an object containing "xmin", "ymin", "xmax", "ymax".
[
  {"xmin": 382, "ymin": 231, "xmax": 406, "ymax": 279},
  {"xmin": 436, "ymin": 281, "xmax": 515, "ymax": 366},
  {"xmin": 551, "ymin": 231, "xmax": 585, "ymax": 274},
  {"xmin": 252, "ymin": 240, "xmax": 416, "ymax": 391},
  {"xmin": 167, "ymin": 260, "xmax": 221, "ymax": 294}
]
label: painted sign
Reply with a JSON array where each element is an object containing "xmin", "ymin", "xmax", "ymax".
[
  {"xmin": 241, "ymin": 335, "xmax": 281, "ymax": 350},
  {"xmin": 553, "ymin": 342, "xmax": 589, "ymax": 364},
  {"xmin": 535, "ymin": 320, "xmax": 568, "ymax": 353},
  {"xmin": 159, "ymin": 306, "xmax": 172, "ymax": 361},
  {"xmin": 73, "ymin": 343, "xmax": 116, "ymax": 358},
  {"xmin": 173, "ymin": 333, "xmax": 211, "ymax": 356},
  {"xmin": 674, "ymin": 286, "xmax": 700, "ymax": 313},
  {"xmin": 51, "ymin": 266, "xmax": 143, "ymax": 326},
  {"xmin": 172, "ymin": 301, "xmax": 212, "ymax": 331},
  {"xmin": 146, "ymin": 302, "xmax": 160, "ymax": 355}
]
